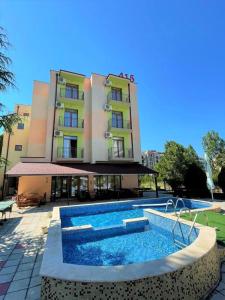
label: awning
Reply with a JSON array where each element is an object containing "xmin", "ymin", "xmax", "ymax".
[
  {"xmin": 6, "ymin": 162, "xmax": 157, "ymax": 177},
  {"xmin": 6, "ymin": 163, "xmax": 95, "ymax": 177}
]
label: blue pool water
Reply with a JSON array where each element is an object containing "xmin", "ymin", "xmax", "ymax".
[
  {"xmin": 63, "ymin": 226, "xmax": 179, "ymax": 266},
  {"xmin": 61, "ymin": 198, "xmax": 205, "ymax": 266}
]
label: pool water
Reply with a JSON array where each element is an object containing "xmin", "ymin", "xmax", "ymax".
[{"xmin": 63, "ymin": 226, "xmax": 179, "ymax": 266}]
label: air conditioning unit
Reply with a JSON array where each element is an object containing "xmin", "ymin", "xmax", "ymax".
[
  {"xmin": 56, "ymin": 102, "xmax": 64, "ymax": 108},
  {"xmin": 58, "ymin": 76, "xmax": 66, "ymax": 85},
  {"xmin": 103, "ymin": 104, "xmax": 112, "ymax": 111},
  {"xmin": 104, "ymin": 131, "xmax": 112, "ymax": 139},
  {"xmin": 54, "ymin": 130, "xmax": 63, "ymax": 137},
  {"xmin": 104, "ymin": 79, "xmax": 112, "ymax": 87}
]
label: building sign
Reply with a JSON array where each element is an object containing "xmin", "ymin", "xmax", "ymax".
[{"xmin": 119, "ymin": 73, "xmax": 135, "ymax": 82}]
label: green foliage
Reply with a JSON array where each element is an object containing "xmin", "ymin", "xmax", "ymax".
[
  {"xmin": 0, "ymin": 27, "xmax": 15, "ymax": 91},
  {"xmin": 202, "ymin": 130, "xmax": 225, "ymax": 170},
  {"xmin": 218, "ymin": 167, "xmax": 225, "ymax": 194},
  {"xmin": 155, "ymin": 141, "xmax": 200, "ymax": 190}
]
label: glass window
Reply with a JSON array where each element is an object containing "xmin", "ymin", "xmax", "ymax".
[
  {"xmin": 17, "ymin": 123, "xmax": 24, "ymax": 129},
  {"xmin": 80, "ymin": 177, "xmax": 88, "ymax": 191},
  {"xmin": 111, "ymin": 87, "xmax": 122, "ymax": 101},
  {"xmin": 94, "ymin": 176, "xmax": 108, "ymax": 190},
  {"xmin": 112, "ymin": 111, "xmax": 123, "ymax": 128},
  {"xmin": 15, "ymin": 145, "xmax": 22, "ymax": 151},
  {"xmin": 23, "ymin": 112, "xmax": 29, "ymax": 116},
  {"xmin": 65, "ymin": 85, "xmax": 79, "ymax": 99},
  {"xmin": 112, "ymin": 137, "xmax": 124, "ymax": 158},
  {"xmin": 64, "ymin": 110, "xmax": 78, "ymax": 127}
]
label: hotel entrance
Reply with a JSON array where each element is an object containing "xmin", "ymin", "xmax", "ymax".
[{"xmin": 51, "ymin": 176, "xmax": 88, "ymax": 201}]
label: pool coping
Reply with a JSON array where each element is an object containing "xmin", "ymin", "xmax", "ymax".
[{"xmin": 40, "ymin": 198, "xmax": 219, "ymax": 282}]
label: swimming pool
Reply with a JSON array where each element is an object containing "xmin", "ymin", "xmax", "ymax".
[
  {"xmin": 60, "ymin": 197, "xmax": 212, "ymax": 228},
  {"xmin": 41, "ymin": 198, "xmax": 220, "ymax": 299}
]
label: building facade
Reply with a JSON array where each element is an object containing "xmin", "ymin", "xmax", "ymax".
[
  {"xmin": 1, "ymin": 70, "xmax": 156, "ymax": 201},
  {"xmin": 142, "ymin": 150, "xmax": 163, "ymax": 169}
]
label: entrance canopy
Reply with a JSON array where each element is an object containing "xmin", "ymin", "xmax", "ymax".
[
  {"xmin": 6, "ymin": 163, "xmax": 95, "ymax": 177},
  {"xmin": 6, "ymin": 162, "xmax": 157, "ymax": 177}
]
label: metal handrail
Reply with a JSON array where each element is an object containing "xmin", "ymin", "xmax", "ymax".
[
  {"xmin": 172, "ymin": 207, "xmax": 192, "ymax": 248},
  {"xmin": 60, "ymin": 88, "xmax": 84, "ymax": 100},
  {"xmin": 107, "ymin": 91, "xmax": 130, "ymax": 103},
  {"xmin": 165, "ymin": 199, "xmax": 175, "ymax": 213},
  {"xmin": 57, "ymin": 147, "xmax": 84, "ymax": 159},
  {"xmin": 187, "ymin": 211, "xmax": 209, "ymax": 242},
  {"xmin": 108, "ymin": 119, "xmax": 131, "ymax": 130},
  {"xmin": 59, "ymin": 117, "xmax": 84, "ymax": 128},
  {"xmin": 108, "ymin": 148, "xmax": 133, "ymax": 160}
]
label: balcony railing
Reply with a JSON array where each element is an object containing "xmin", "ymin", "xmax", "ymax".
[
  {"xmin": 60, "ymin": 88, "xmax": 84, "ymax": 101},
  {"xmin": 59, "ymin": 117, "xmax": 84, "ymax": 128},
  {"xmin": 108, "ymin": 119, "xmax": 131, "ymax": 130},
  {"xmin": 108, "ymin": 147, "xmax": 133, "ymax": 160},
  {"xmin": 107, "ymin": 92, "xmax": 130, "ymax": 103},
  {"xmin": 57, "ymin": 147, "xmax": 84, "ymax": 159}
]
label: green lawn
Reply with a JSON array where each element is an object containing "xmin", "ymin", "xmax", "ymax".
[{"xmin": 181, "ymin": 211, "xmax": 225, "ymax": 246}]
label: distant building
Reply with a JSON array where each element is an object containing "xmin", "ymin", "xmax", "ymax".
[{"xmin": 142, "ymin": 150, "xmax": 164, "ymax": 169}]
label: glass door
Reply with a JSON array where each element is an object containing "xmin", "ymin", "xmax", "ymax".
[
  {"xmin": 112, "ymin": 137, "xmax": 124, "ymax": 158},
  {"xmin": 64, "ymin": 110, "xmax": 78, "ymax": 128},
  {"xmin": 63, "ymin": 136, "xmax": 77, "ymax": 158}
]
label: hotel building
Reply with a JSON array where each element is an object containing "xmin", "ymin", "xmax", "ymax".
[{"xmin": 1, "ymin": 70, "xmax": 156, "ymax": 201}]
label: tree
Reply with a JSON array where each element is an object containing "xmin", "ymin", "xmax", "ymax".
[
  {"xmin": 0, "ymin": 27, "xmax": 20, "ymax": 166},
  {"xmin": 218, "ymin": 167, "xmax": 225, "ymax": 194},
  {"xmin": 184, "ymin": 163, "xmax": 209, "ymax": 197},
  {"xmin": 202, "ymin": 130, "xmax": 225, "ymax": 170},
  {"xmin": 155, "ymin": 141, "xmax": 200, "ymax": 191}
]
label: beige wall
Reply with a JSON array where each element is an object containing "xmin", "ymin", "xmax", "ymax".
[
  {"xmin": 18, "ymin": 176, "xmax": 52, "ymax": 201},
  {"xmin": 121, "ymin": 175, "xmax": 139, "ymax": 189},
  {"xmin": 27, "ymin": 81, "xmax": 49, "ymax": 158}
]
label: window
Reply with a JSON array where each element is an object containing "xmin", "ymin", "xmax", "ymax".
[
  {"xmin": 23, "ymin": 112, "xmax": 29, "ymax": 116},
  {"xmin": 63, "ymin": 136, "xmax": 77, "ymax": 158},
  {"xmin": 112, "ymin": 111, "xmax": 123, "ymax": 128},
  {"xmin": 15, "ymin": 145, "xmax": 22, "ymax": 151},
  {"xmin": 64, "ymin": 110, "xmax": 78, "ymax": 127},
  {"xmin": 65, "ymin": 84, "xmax": 79, "ymax": 99},
  {"xmin": 17, "ymin": 123, "xmax": 24, "ymax": 129},
  {"xmin": 111, "ymin": 87, "xmax": 122, "ymax": 101},
  {"xmin": 112, "ymin": 137, "xmax": 124, "ymax": 158},
  {"xmin": 94, "ymin": 175, "xmax": 121, "ymax": 191}
]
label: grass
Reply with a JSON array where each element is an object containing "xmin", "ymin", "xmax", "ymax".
[{"xmin": 181, "ymin": 211, "xmax": 225, "ymax": 246}]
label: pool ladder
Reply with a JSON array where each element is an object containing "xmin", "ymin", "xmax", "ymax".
[
  {"xmin": 172, "ymin": 209, "xmax": 209, "ymax": 249},
  {"xmin": 165, "ymin": 197, "xmax": 186, "ymax": 214}
]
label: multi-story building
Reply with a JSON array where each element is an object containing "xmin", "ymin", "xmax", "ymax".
[
  {"xmin": 1, "ymin": 70, "xmax": 157, "ymax": 201},
  {"xmin": 142, "ymin": 150, "xmax": 163, "ymax": 169}
]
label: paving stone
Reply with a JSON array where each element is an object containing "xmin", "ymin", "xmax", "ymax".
[
  {"xmin": 4, "ymin": 259, "xmax": 20, "ymax": 268},
  {"xmin": 0, "ymin": 255, "xmax": 9, "ymax": 261},
  {"xmin": 29, "ymin": 276, "xmax": 41, "ymax": 288},
  {"xmin": 211, "ymin": 292, "xmax": 225, "ymax": 300},
  {"xmin": 8, "ymin": 278, "xmax": 30, "ymax": 293},
  {"xmin": 31, "ymin": 267, "xmax": 40, "ymax": 277},
  {"xmin": 0, "ymin": 282, "xmax": 10, "ymax": 296},
  {"xmin": 216, "ymin": 281, "xmax": 225, "ymax": 291},
  {"xmin": 221, "ymin": 264, "xmax": 225, "ymax": 273},
  {"xmin": 8, "ymin": 253, "xmax": 23, "ymax": 261},
  {"xmin": 0, "ymin": 266, "xmax": 17, "ymax": 275},
  {"xmin": 21, "ymin": 257, "xmax": 36, "ymax": 264},
  {"xmin": 0, "ymin": 295, "xmax": 5, "ymax": 300},
  {"xmin": 26, "ymin": 285, "xmax": 41, "ymax": 300},
  {"xmin": 0, "ymin": 273, "xmax": 14, "ymax": 284},
  {"xmin": 11, "ymin": 249, "xmax": 25, "ymax": 254},
  {"xmin": 4, "ymin": 288, "xmax": 27, "ymax": 300},
  {"xmin": 18, "ymin": 262, "xmax": 34, "ymax": 272},
  {"xmin": 13, "ymin": 270, "xmax": 32, "ymax": 281}
]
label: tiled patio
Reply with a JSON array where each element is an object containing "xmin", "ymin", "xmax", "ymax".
[{"xmin": 0, "ymin": 200, "xmax": 225, "ymax": 299}]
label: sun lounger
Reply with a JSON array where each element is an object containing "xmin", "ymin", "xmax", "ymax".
[{"xmin": 0, "ymin": 200, "xmax": 15, "ymax": 225}]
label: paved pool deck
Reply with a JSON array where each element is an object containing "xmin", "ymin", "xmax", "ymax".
[{"xmin": 0, "ymin": 200, "xmax": 224, "ymax": 300}]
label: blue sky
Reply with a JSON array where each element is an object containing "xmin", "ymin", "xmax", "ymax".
[{"xmin": 1, "ymin": 0, "xmax": 225, "ymax": 155}]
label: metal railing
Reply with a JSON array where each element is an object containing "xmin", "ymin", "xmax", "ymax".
[
  {"xmin": 60, "ymin": 88, "xmax": 84, "ymax": 100},
  {"xmin": 57, "ymin": 147, "xmax": 84, "ymax": 159},
  {"xmin": 108, "ymin": 147, "xmax": 133, "ymax": 160},
  {"xmin": 107, "ymin": 92, "xmax": 130, "ymax": 103},
  {"xmin": 108, "ymin": 119, "xmax": 131, "ymax": 130},
  {"xmin": 59, "ymin": 117, "xmax": 84, "ymax": 128}
]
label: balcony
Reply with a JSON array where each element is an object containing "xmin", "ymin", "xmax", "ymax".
[
  {"xmin": 58, "ymin": 117, "xmax": 84, "ymax": 131},
  {"xmin": 107, "ymin": 92, "xmax": 130, "ymax": 105},
  {"xmin": 59, "ymin": 88, "xmax": 84, "ymax": 101},
  {"xmin": 108, "ymin": 119, "xmax": 131, "ymax": 132},
  {"xmin": 57, "ymin": 147, "xmax": 84, "ymax": 161},
  {"xmin": 108, "ymin": 147, "xmax": 133, "ymax": 161}
]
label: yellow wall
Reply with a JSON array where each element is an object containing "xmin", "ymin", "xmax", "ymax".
[{"xmin": 18, "ymin": 176, "xmax": 52, "ymax": 201}]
